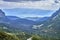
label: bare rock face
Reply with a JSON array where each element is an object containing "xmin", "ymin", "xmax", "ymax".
[{"xmin": 0, "ymin": 9, "xmax": 5, "ymax": 18}]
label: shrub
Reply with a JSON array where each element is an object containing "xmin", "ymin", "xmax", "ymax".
[{"xmin": 0, "ymin": 32, "xmax": 19, "ymax": 40}]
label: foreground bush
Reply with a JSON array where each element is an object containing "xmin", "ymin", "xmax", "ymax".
[
  {"xmin": 32, "ymin": 35, "xmax": 43, "ymax": 40},
  {"xmin": 0, "ymin": 32, "xmax": 19, "ymax": 40},
  {"xmin": 32, "ymin": 35, "xmax": 60, "ymax": 40}
]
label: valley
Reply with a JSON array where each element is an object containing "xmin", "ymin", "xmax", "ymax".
[{"xmin": 0, "ymin": 8, "xmax": 60, "ymax": 40}]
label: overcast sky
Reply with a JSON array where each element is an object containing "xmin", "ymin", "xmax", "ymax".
[
  {"xmin": 0, "ymin": 0, "xmax": 60, "ymax": 10},
  {"xmin": 0, "ymin": 0, "xmax": 60, "ymax": 17}
]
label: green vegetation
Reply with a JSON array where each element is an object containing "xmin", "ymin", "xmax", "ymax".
[
  {"xmin": 32, "ymin": 35, "xmax": 41, "ymax": 40},
  {"xmin": 32, "ymin": 35, "xmax": 60, "ymax": 40},
  {"xmin": 0, "ymin": 23, "xmax": 60, "ymax": 40},
  {"xmin": 0, "ymin": 32, "xmax": 19, "ymax": 40}
]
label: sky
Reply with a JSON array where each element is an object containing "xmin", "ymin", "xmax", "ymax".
[
  {"xmin": 0, "ymin": 0, "xmax": 60, "ymax": 18},
  {"xmin": 3, "ymin": 8, "xmax": 53, "ymax": 18}
]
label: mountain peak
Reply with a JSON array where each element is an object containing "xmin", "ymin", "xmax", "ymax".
[
  {"xmin": 0, "ymin": 9, "xmax": 5, "ymax": 18},
  {"xmin": 51, "ymin": 8, "xmax": 60, "ymax": 18}
]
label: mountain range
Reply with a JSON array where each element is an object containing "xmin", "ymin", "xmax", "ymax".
[
  {"xmin": 0, "ymin": 8, "xmax": 60, "ymax": 38},
  {"xmin": 0, "ymin": 9, "xmax": 50, "ymax": 31},
  {"xmin": 33, "ymin": 8, "xmax": 60, "ymax": 38},
  {"xmin": 24, "ymin": 17, "xmax": 50, "ymax": 21}
]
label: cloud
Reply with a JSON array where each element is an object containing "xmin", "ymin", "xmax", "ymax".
[
  {"xmin": 0, "ymin": 0, "xmax": 60, "ymax": 10},
  {"xmin": 3, "ymin": 0, "xmax": 45, "ymax": 2}
]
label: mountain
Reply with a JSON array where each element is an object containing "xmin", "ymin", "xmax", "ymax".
[
  {"xmin": 0, "ymin": 9, "xmax": 36, "ymax": 32},
  {"xmin": 25, "ymin": 17, "xmax": 50, "ymax": 22},
  {"xmin": 24, "ymin": 17, "xmax": 40, "ymax": 21},
  {"xmin": 0, "ymin": 16, "xmax": 36, "ymax": 29},
  {"xmin": 33, "ymin": 8, "xmax": 60, "ymax": 38},
  {"xmin": 1, "ymin": 8, "xmax": 60, "ymax": 38},
  {"xmin": 51, "ymin": 8, "xmax": 60, "ymax": 18},
  {"xmin": 0, "ymin": 9, "xmax": 37, "ymax": 34},
  {"xmin": 0, "ymin": 9, "xmax": 5, "ymax": 18},
  {"xmin": 42, "ymin": 8, "xmax": 60, "ymax": 29}
]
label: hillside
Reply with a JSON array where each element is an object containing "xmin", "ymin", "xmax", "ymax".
[
  {"xmin": 33, "ymin": 8, "xmax": 60, "ymax": 38},
  {"xmin": 0, "ymin": 9, "xmax": 5, "ymax": 18}
]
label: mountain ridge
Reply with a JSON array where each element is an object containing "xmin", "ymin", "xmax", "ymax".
[
  {"xmin": 35, "ymin": 8, "xmax": 60, "ymax": 37},
  {"xmin": 0, "ymin": 9, "xmax": 5, "ymax": 18}
]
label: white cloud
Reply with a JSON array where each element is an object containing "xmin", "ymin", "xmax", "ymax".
[{"xmin": 0, "ymin": 0, "xmax": 60, "ymax": 10}]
